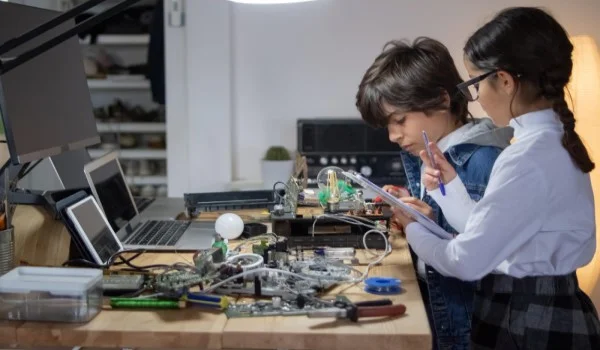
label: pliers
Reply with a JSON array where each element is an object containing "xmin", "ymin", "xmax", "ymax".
[{"xmin": 307, "ymin": 299, "xmax": 406, "ymax": 322}]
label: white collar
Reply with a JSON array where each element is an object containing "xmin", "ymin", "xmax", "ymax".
[{"xmin": 508, "ymin": 108, "xmax": 562, "ymax": 139}]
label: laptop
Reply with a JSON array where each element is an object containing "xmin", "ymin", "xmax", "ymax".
[
  {"xmin": 83, "ymin": 151, "xmax": 215, "ymax": 250},
  {"xmin": 50, "ymin": 148, "xmax": 155, "ymax": 212}
]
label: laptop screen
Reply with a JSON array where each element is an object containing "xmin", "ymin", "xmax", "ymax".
[{"xmin": 88, "ymin": 158, "xmax": 137, "ymax": 232}]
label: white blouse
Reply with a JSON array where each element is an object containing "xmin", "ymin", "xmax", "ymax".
[{"xmin": 405, "ymin": 109, "xmax": 596, "ymax": 280}]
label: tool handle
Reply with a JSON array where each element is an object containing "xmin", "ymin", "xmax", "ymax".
[
  {"xmin": 357, "ymin": 304, "xmax": 406, "ymax": 319},
  {"xmin": 354, "ymin": 299, "xmax": 393, "ymax": 307}
]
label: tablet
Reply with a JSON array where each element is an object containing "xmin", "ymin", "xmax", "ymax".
[
  {"xmin": 66, "ymin": 196, "xmax": 124, "ymax": 265},
  {"xmin": 343, "ymin": 170, "xmax": 453, "ymax": 240}
]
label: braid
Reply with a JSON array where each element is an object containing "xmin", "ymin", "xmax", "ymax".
[{"xmin": 551, "ymin": 91, "xmax": 595, "ymax": 173}]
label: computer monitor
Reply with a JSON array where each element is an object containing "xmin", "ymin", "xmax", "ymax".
[{"xmin": 0, "ymin": 2, "xmax": 100, "ymax": 165}]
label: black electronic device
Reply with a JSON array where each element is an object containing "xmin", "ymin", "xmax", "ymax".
[
  {"xmin": 55, "ymin": 190, "xmax": 97, "ymax": 264},
  {"xmin": 297, "ymin": 118, "xmax": 406, "ymax": 187},
  {"xmin": 272, "ymin": 215, "xmax": 390, "ymax": 249},
  {"xmin": 102, "ymin": 274, "xmax": 146, "ymax": 296},
  {"xmin": 183, "ymin": 190, "xmax": 278, "ymax": 217},
  {"xmin": 242, "ymin": 223, "xmax": 268, "ymax": 238}
]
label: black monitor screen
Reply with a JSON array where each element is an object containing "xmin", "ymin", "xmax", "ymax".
[
  {"xmin": 0, "ymin": 3, "xmax": 99, "ymax": 164},
  {"xmin": 89, "ymin": 159, "xmax": 137, "ymax": 232}
]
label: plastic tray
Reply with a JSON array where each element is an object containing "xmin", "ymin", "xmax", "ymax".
[{"xmin": 0, "ymin": 266, "xmax": 103, "ymax": 323}]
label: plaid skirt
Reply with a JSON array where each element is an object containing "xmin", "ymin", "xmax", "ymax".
[{"xmin": 470, "ymin": 273, "xmax": 600, "ymax": 349}]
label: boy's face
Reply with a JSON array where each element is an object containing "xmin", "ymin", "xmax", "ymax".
[{"xmin": 382, "ymin": 102, "xmax": 451, "ymax": 156}]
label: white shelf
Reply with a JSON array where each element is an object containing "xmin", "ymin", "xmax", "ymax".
[
  {"xmin": 96, "ymin": 122, "xmax": 166, "ymax": 133},
  {"xmin": 80, "ymin": 34, "xmax": 150, "ymax": 46},
  {"xmin": 126, "ymin": 175, "xmax": 167, "ymax": 185},
  {"xmin": 88, "ymin": 79, "xmax": 150, "ymax": 90},
  {"xmin": 89, "ymin": 148, "xmax": 166, "ymax": 159}
]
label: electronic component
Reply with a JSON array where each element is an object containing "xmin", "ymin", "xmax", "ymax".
[
  {"xmin": 242, "ymin": 223, "xmax": 268, "ymax": 238},
  {"xmin": 213, "ymin": 256, "xmax": 353, "ymax": 298},
  {"xmin": 272, "ymin": 215, "xmax": 390, "ymax": 249},
  {"xmin": 226, "ymin": 253, "xmax": 264, "ymax": 274},
  {"xmin": 102, "ymin": 274, "xmax": 146, "ymax": 296},
  {"xmin": 154, "ymin": 271, "xmax": 208, "ymax": 297},
  {"xmin": 318, "ymin": 247, "xmax": 355, "ymax": 259},
  {"xmin": 185, "ymin": 292, "xmax": 229, "ymax": 310},
  {"xmin": 225, "ymin": 295, "xmax": 352, "ymax": 318},
  {"xmin": 183, "ymin": 190, "xmax": 278, "ymax": 217}
]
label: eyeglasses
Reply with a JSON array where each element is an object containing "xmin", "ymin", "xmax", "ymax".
[{"xmin": 456, "ymin": 69, "xmax": 499, "ymax": 101}]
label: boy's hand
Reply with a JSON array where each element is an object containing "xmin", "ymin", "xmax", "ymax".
[
  {"xmin": 391, "ymin": 207, "xmax": 416, "ymax": 228},
  {"xmin": 399, "ymin": 197, "xmax": 434, "ymax": 220},
  {"xmin": 382, "ymin": 185, "xmax": 410, "ymax": 198},
  {"xmin": 419, "ymin": 142, "xmax": 457, "ymax": 192}
]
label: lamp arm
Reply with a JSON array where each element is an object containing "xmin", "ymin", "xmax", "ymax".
[
  {"xmin": 0, "ymin": 0, "xmax": 142, "ymax": 76},
  {"xmin": 0, "ymin": 0, "xmax": 105, "ymax": 56}
]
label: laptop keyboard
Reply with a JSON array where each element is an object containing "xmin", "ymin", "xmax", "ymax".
[{"xmin": 126, "ymin": 220, "xmax": 191, "ymax": 246}]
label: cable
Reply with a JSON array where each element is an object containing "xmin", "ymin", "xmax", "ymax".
[
  {"xmin": 62, "ymin": 248, "xmax": 172, "ymax": 272},
  {"xmin": 203, "ymin": 267, "xmax": 334, "ymax": 293},
  {"xmin": 308, "ymin": 213, "xmax": 392, "ymax": 283},
  {"xmin": 18, "ymin": 159, "xmax": 42, "ymax": 179}
]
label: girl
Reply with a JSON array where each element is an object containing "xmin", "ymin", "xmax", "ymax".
[
  {"xmin": 396, "ymin": 7, "xmax": 600, "ymax": 349},
  {"xmin": 355, "ymin": 37, "xmax": 513, "ymax": 349}
]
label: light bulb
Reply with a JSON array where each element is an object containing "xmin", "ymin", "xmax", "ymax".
[
  {"xmin": 215, "ymin": 213, "xmax": 245, "ymax": 240},
  {"xmin": 316, "ymin": 166, "xmax": 346, "ymax": 190}
]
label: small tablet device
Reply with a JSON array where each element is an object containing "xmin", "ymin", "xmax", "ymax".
[{"xmin": 66, "ymin": 196, "xmax": 124, "ymax": 265}]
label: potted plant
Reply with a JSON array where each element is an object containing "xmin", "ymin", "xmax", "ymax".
[{"xmin": 261, "ymin": 146, "xmax": 294, "ymax": 188}]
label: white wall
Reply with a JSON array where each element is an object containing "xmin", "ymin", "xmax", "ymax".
[{"xmin": 169, "ymin": 0, "xmax": 600, "ymax": 195}]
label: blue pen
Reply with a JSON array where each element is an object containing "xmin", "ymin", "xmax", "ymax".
[{"xmin": 422, "ymin": 130, "xmax": 446, "ymax": 196}]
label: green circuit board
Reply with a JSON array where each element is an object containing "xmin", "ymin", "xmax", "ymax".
[{"xmin": 225, "ymin": 295, "xmax": 350, "ymax": 318}]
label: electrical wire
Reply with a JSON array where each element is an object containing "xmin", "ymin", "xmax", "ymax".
[
  {"xmin": 309, "ymin": 213, "xmax": 392, "ymax": 283},
  {"xmin": 202, "ymin": 267, "xmax": 335, "ymax": 293},
  {"xmin": 62, "ymin": 248, "xmax": 172, "ymax": 272}
]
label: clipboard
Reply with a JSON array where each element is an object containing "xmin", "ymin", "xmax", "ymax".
[{"xmin": 342, "ymin": 170, "xmax": 453, "ymax": 240}]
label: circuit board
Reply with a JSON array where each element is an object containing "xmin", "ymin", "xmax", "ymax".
[{"xmin": 225, "ymin": 295, "xmax": 350, "ymax": 318}]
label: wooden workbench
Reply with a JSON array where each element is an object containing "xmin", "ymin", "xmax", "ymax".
[{"xmin": 0, "ymin": 204, "xmax": 431, "ymax": 349}]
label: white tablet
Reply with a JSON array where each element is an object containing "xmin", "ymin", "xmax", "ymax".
[
  {"xmin": 66, "ymin": 196, "xmax": 124, "ymax": 265},
  {"xmin": 343, "ymin": 170, "xmax": 453, "ymax": 240}
]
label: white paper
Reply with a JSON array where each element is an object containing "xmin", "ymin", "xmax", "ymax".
[{"xmin": 343, "ymin": 171, "xmax": 453, "ymax": 240}]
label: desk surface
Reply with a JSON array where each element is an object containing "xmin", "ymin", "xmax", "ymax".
[{"xmin": 1, "ymin": 204, "xmax": 431, "ymax": 350}]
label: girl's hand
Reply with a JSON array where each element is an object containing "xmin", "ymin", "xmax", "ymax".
[
  {"xmin": 419, "ymin": 142, "xmax": 457, "ymax": 192},
  {"xmin": 399, "ymin": 197, "xmax": 434, "ymax": 220}
]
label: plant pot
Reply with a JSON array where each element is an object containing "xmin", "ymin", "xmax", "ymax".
[{"xmin": 261, "ymin": 160, "xmax": 294, "ymax": 189}]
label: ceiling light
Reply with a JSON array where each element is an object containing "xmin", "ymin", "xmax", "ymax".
[{"xmin": 228, "ymin": 0, "xmax": 317, "ymax": 4}]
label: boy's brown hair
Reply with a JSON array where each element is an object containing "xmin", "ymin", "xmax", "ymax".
[{"xmin": 356, "ymin": 37, "xmax": 470, "ymax": 128}]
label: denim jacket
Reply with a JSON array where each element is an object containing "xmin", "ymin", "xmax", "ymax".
[{"xmin": 400, "ymin": 118, "xmax": 513, "ymax": 350}]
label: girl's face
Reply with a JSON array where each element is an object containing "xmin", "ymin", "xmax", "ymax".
[
  {"xmin": 463, "ymin": 58, "xmax": 514, "ymax": 127},
  {"xmin": 383, "ymin": 102, "xmax": 453, "ymax": 156}
]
